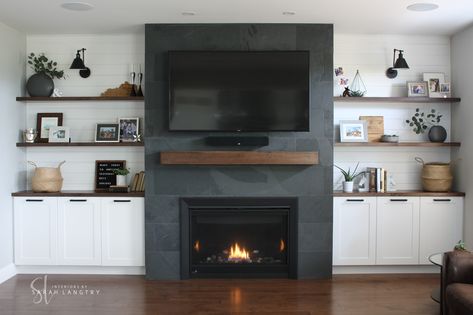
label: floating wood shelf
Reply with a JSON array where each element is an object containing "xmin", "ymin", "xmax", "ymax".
[
  {"xmin": 160, "ymin": 151, "xmax": 319, "ymax": 165},
  {"xmin": 335, "ymin": 142, "xmax": 461, "ymax": 147},
  {"xmin": 12, "ymin": 190, "xmax": 144, "ymax": 197},
  {"xmin": 16, "ymin": 96, "xmax": 144, "ymax": 102},
  {"xmin": 333, "ymin": 190, "xmax": 465, "ymax": 197},
  {"xmin": 17, "ymin": 142, "xmax": 144, "ymax": 147},
  {"xmin": 333, "ymin": 96, "xmax": 461, "ymax": 103}
]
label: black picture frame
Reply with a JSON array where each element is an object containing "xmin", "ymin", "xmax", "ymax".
[{"xmin": 95, "ymin": 123, "xmax": 119, "ymax": 142}]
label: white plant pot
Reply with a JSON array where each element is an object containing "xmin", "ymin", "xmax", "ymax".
[
  {"xmin": 116, "ymin": 175, "xmax": 127, "ymax": 186},
  {"xmin": 343, "ymin": 181, "xmax": 354, "ymax": 193}
]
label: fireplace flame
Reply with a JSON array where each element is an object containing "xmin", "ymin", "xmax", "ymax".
[
  {"xmin": 228, "ymin": 243, "xmax": 250, "ymax": 261},
  {"xmin": 280, "ymin": 239, "xmax": 285, "ymax": 252}
]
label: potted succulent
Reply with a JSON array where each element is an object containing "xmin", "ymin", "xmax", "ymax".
[
  {"xmin": 113, "ymin": 168, "xmax": 130, "ymax": 186},
  {"xmin": 335, "ymin": 163, "xmax": 365, "ymax": 193},
  {"xmin": 405, "ymin": 108, "xmax": 446, "ymax": 142},
  {"xmin": 26, "ymin": 53, "xmax": 64, "ymax": 97}
]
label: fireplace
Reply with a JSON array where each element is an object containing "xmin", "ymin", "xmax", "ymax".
[{"xmin": 180, "ymin": 197, "xmax": 298, "ymax": 279}]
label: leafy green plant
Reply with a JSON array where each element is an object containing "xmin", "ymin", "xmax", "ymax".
[
  {"xmin": 349, "ymin": 90, "xmax": 365, "ymax": 97},
  {"xmin": 454, "ymin": 240, "xmax": 467, "ymax": 251},
  {"xmin": 113, "ymin": 168, "xmax": 130, "ymax": 176},
  {"xmin": 27, "ymin": 53, "xmax": 64, "ymax": 79},
  {"xmin": 334, "ymin": 163, "xmax": 364, "ymax": 182},
  {"xmin": 405, "ymin": 108, "xmax": 443, "ymax": 134}
]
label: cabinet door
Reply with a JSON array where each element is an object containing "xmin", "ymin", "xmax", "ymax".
[
  {"xmin": 333, "ymin": 197, "xmax": 377, "ymax": 265},
  {"xmin": 57, "ymin": 198, "xmax": 101, "ymax": 265},
  {"xmin": 14, "ymin": 197, "xmax": 57, "ymax": 265},
  {"xmin": 101, "ymin": 198, "xmax": 144, "ymax": 266},
  {"xmin": 376, "ymin": 197, "xmax": 420, "ymax": 265},
  {"xmin": 419, "ymin": 197, "xmax": 464, "ymax": 264}
]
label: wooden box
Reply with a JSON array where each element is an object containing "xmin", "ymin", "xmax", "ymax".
[{"xmin": 359, "ymin": 116, "xmax": 384, "ymax": 142}]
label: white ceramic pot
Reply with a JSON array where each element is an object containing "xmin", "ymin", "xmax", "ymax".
[
  {"xmin": 343, "ymin": 181, "xmax": 354, "ymax": 193},
  {"xmin": 116, "ymin": 175, "xmax": 127, "ymax": 186}
]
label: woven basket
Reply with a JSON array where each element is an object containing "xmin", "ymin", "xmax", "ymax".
[
  {"xmin": 29, "ymin": 161, "xmax": 65, "ymax": 193},
  {"xmin": 415, "ymin": 157, "xmax": 453, "ymax": 192}
]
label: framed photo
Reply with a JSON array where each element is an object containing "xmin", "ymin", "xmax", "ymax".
[
  {"xmin": 423, "ymin": 73, "xmax": 446, "ymax": 98},
  {"xmin": 118, "ymin": 118, "xmax": 139, "ymax": 142},
  {"xmin": 407, "ymin": 81, "xmax": 429, "ymax": 97},
  {"xmin": 339, "ymin": 120, "xmax": 368, "ymax": 142},
  {"xmin": 95, "ymin": 123, "xmax": 120, "ymax": 142},
  {"xmin": 48, "ymin": 126, "xmax": 70, "ymax": 143},
  {"xmin": 36, "ymin": 113, "xmax": 63, "ymax": 143},
  {"xmin": 440, "ymin": 83, "xmax": 451, "ymax": 97}
]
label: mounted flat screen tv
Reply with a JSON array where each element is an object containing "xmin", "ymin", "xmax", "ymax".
[{"xmin": 168, "ymin": 51, "xmax": 310, "ymax": 131}]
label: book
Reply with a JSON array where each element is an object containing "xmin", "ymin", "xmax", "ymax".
[
  {"xmin": 130, "ymin": 173, "xmax": 139, "ymax": 192},
  {"xmin": 367, "ymin": 168, "xmax": 377, "ymax": 192},
  {"xmin": 376, "ymin": 168, "xmax": 381, "ymax": 192},
  {"xmin": 136, "ymin": 171, "xmax": 145, "ymax": 192},
  {"xmin": 109, "ymin": 185, "xmax": 129, "ymax": 193}
]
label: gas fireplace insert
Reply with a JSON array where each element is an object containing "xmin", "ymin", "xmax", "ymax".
[{"xmin": 180, "ymin": 197, "xmax": 298, "ymax": 279}]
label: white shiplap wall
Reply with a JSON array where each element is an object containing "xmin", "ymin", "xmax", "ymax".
[
  {"xmin": 25, "ymin": 34, "xmax": 144, "ymax": 190},
  {"xmin": 333, "ymin": 34, "xmax": 452, "ymax": 190}
]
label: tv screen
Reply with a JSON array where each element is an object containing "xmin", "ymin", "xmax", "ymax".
[{"xmin": 168, "ymin": 51, "xmax": 310, "ymax": 131}]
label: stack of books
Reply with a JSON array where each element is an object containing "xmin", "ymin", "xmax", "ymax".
[
  {"xmin": 366, "ymin": 167, "xmax": 388, "ymax": 193},
  {"xmin": 130, "ymin": 171, "xmax": 145, "ymax": 192}
]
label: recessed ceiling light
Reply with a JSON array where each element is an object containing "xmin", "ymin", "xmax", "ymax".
[
  {"xmin": 406, "ymin": 3, "xmax": 439, "ymax": 11},
  {"xmin": 61, "ymin": 2, "xmax": 94, "ymax": 11},
  {"xmin": 182, "ymin": 11, "xmax": 196, "ymax": 16},
  {"xmin": 282, "ymin": 11, "xmax": 296, "ymax": 16}
]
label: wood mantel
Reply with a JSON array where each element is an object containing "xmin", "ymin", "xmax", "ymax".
[{"xmin": 160, "ymin": 151, "xmax": 319, "ymax": 165}]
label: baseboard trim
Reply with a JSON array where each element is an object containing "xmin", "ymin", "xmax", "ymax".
[
  {"xmin": 333, "ymin": 265, "xmax": 439, "ymax": 274},
  {"xmin": 0, "ymin": 263, "xmax": 17, "ymax": 284},
  {"xmin": 15, "ymin": 266, "xmax": 145, "ymax": 275}
]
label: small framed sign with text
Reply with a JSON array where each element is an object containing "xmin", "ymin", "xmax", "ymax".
[{"xmin": 95, "ymin": 160, "xmax": 126, "ymax": 192}]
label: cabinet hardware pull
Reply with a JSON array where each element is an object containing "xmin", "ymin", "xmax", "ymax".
[
  {"xmin": 389, "ymin": 199, "xmax": 408, "ymax": 202},
  {"xmin": 69, "ymin": 199, "xmax": 87, "ymax": 202},
  {"xmin": 346, "ymin": 199, "xmax": 364, "ymax": 202},
  {"xmin": 433, "ymin": 199, "xmax": 451, "ymax": 202},
  {"xmin": 114, "ymin": 200, "xmax": 131, "ymax": 203},
  {"xmin": 26, "ymin": 199, "xmax": 43, "ymax": 202}
]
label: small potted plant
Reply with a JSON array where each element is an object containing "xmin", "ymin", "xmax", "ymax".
[
  {"xmin": 335, "ymin": 163, "xmax": 365, "ymax": 193},
  {"xmin": 113, "ymin": 168, "xmax": 130, "ymax": 186},
  {"xmin": 26, "ymin": 53, "xmax": 64, "ymax": 97},
  {"xmin": 405, "ymin": 108, "xmax": 446, "ymax": 142}
]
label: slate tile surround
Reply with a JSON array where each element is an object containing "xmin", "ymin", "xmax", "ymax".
[{"xmin": 145, "ymin": 24, "xmax": 334, "ymax": 279}]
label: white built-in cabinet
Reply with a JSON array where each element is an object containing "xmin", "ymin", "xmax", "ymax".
[
  {"xmin": 376, "ymin": 197, "xmax": 420, "ymax": 265},
  {"xmin": 14, "ymin": 197, "xmax": 144, "ymax": 266},
  {"xmin": 333, "ymin": 197, "xmax": 376, "ymax": 265},
  {"xmin": 333, "ymin": 196, "xmax": 463, "ymax": 266},
  {"xmin": 14, "ymin": 198, "xmax": 58, "ymax": 265},
  {"xmin": 57, "ymin": 198, "xmax": 101, "ymax": 265},
  {"xmin": 419, "ymin": 197, "xmax": 464, "ymax": 264},
  {"xmin": 101, "ymin": 198, "xmax": 145, "ymax": 266}
]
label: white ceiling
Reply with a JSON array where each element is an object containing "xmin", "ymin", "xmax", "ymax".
[{"xmin": 0, "ymin": 0, "xmax": 472, "ymax": 35}]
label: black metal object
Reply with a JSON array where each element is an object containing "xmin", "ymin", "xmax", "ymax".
[
  {"xmin": 180, "ymin": 197, "xmax": 298, "ymax": 279},
  {"xmin": 386, "ymin": 49, "xmax": 409, "ymax": 79},
  {"xmin": 70, "ymin": 48, "xmax": 91, "ymax": 78},
  {"xmin": 205, "ymin": 136, "xmax": 269, "ymax": 147}
]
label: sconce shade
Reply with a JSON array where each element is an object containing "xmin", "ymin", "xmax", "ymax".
[
  {"xmin": 393, "ymin": 51, "xmax": 409, "ymax": 69},
  {"xmin": 70, "ymin": 51, "xmax": 85, "ymax": 69},
  {"xmin": 386, "ymin": 49, "xmax": 409, "ymax": 79}
]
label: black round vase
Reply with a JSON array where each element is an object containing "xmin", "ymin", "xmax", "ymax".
[
  {"xmin": 428, "ymin": 125, "xmax": 447, "ymax": 143},
  {"xmin": 26, "ymin": 73, "xmax": 54, "ymax": 97}
]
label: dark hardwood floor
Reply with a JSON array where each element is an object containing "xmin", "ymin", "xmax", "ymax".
[{"xmin": 0, "ymin": 274, "xmax": 440, "ymax": 315}]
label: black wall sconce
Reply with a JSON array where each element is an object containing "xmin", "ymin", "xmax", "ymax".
[
  {"xmin": 70, "ymin": 48, "xmax": 91, "ymax": 78},
  {"xmin": 386, "ymin": 49, "xmax": 409, "ymax": 79}
]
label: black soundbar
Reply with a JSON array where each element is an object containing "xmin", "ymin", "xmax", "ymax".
[{"xmin": 205, "ymin": 136, "xmax": 269, "ymax": 147}]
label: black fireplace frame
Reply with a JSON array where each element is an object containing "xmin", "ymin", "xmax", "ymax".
[{"xmin": 180, "ymin": 197, "xmax": 298, "ymax": 279}]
